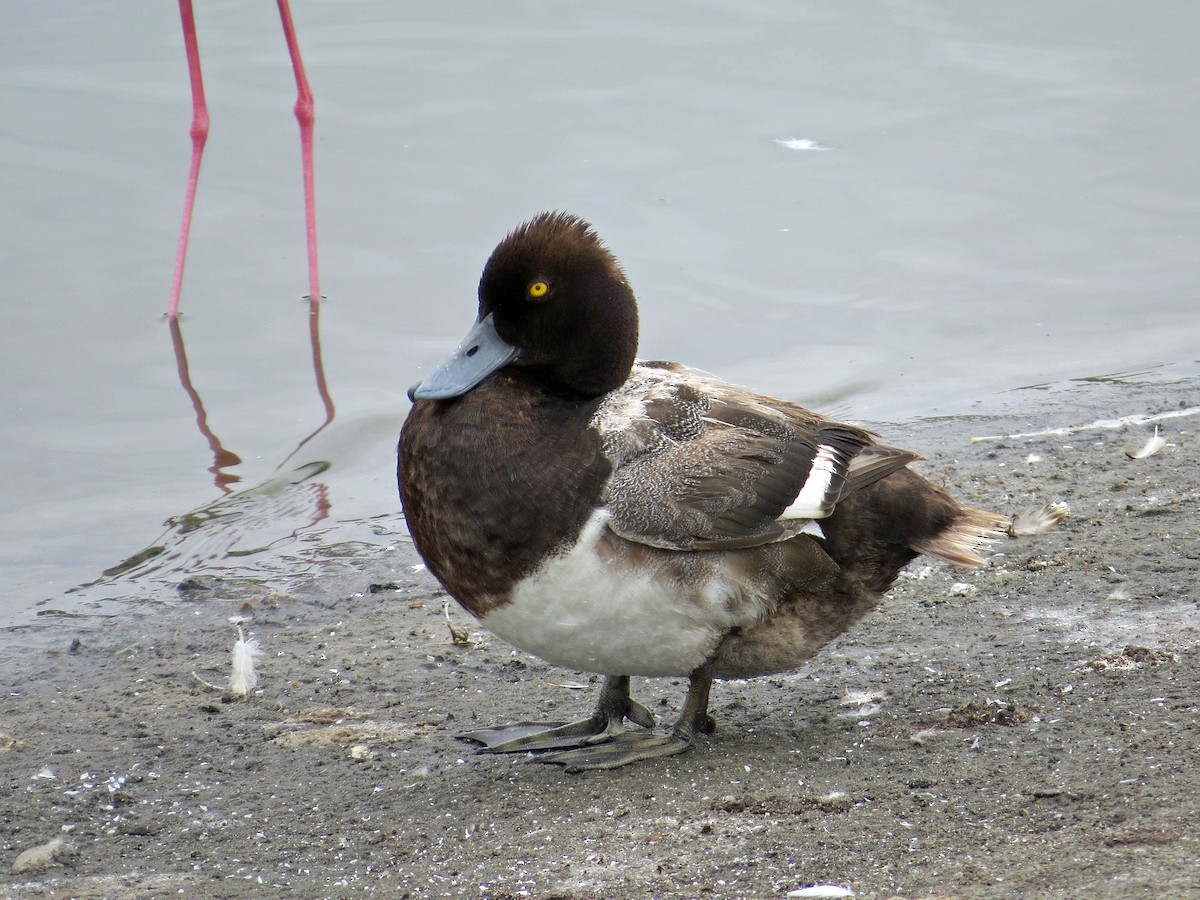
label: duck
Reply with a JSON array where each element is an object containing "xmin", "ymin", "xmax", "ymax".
[{"xmin": 398, "ymin": 211, "xmax": 1066, "ymax": 772}]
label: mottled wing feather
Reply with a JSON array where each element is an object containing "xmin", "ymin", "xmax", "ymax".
[{"xmin": 594, "ymin": 365, "xmax": 917, "ymax": 552}]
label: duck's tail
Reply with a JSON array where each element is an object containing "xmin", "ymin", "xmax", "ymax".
[
  {"xmin": 913, "ymin": 501, "xmax": 1070, "ymax": 568},
  {"xmin": 912, "ymin": 507, "xmax": 1011, "ymax": 568}
]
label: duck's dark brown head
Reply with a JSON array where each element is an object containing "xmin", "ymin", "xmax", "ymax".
[{"xmin": 409, "ymin": 212, "xmax": 639, "ymax": 401}]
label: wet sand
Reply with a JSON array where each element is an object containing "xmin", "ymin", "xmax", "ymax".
[{"xmin": 3, "ymin": 376, "xmax": 1198, "ymax": 898}]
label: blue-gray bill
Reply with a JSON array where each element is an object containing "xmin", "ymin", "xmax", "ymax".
[{"xmin": 407, "ymin": 313, "xmax": 519, "ymax": 401}]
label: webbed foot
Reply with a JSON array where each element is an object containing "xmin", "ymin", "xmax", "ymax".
[
  {"xmin": 539, "ymin": 730, "xmax": 694, "ymax": 772},
  {"xmin": 459, "ymin": 675, "xmax": 654, "ymax": 753},
  {"xmin": 537, "ymin": 660, "xmax": 716, "ymax": 771}
]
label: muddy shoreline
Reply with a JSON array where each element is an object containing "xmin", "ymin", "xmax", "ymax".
[{"xmin": 3, "ymin": 376, "xmax": 1199, "ymax": 898}]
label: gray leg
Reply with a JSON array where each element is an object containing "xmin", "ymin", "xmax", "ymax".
[{"xmin": 537, "ymin": 659, "xmax": 717, "ymax": 772}]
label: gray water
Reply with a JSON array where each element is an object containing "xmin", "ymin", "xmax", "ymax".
[{"xmin": 2, "ymin": 1, "xmax": 1198, "ymax": 622}]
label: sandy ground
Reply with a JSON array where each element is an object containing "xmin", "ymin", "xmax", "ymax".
[{"xmin": 2, "ymin": 376, "xmax": 1199, "ymax": 899}]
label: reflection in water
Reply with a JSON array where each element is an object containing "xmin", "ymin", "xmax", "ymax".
[
  {"xmin": 169, "ymin": 316, "xmax": 242, "ymax": 493},
  {"xmin": 102, "ymin": 305, "xmax": 342, "ymax": 586},
  {"xmin": 99, "ymin": 310, "xmax": 338, "ymax": 590},
  {"xmin": 285, "ymin": 299, "xmax": 337, "ymax": 463},
  {"xmin": 167, "ymin": 300, "xmax": 338, "ymax": 497}
]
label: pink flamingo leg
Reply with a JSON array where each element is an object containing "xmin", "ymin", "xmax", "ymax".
[
  {"xmin": 277, "ymin": 0, "xmax": 321, "ymax": 303},
  {"xmin": 276, "ymin": 0, "xmax": 335, "ymax": 433},
  {"xmin": 168, "ymin": 0, "xmax": 210, "ymax": 319}
]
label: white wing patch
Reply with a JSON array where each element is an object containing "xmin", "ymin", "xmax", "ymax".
[
  {"xmin": 799, "ymin": 520, "xmax": 826, "ymax": 539},
  {"xmin": 781, "ymin": 443, "xmax": 841, "ymax": 520}
]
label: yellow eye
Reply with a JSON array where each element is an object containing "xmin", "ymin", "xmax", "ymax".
[{"xmin": 528, "ymin": 280, "xmax": 550, "ymax": 300}]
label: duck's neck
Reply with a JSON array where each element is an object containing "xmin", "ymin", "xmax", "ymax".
[{"xmin": 399, "ymin": 372, "xmax": 610, "ymax": 614}]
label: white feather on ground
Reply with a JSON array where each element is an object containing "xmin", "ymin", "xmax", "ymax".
[
  {"xmin": 1126, "ymin": 425, "xmax": 1167, "ymax": 459},
  {"xmin": 1008, "ymin": 501, "xmax": 1071, "ymax": 537},
  {"xmin": 229, "ymin": 627, "xmax": 262, "ymax": 698}
]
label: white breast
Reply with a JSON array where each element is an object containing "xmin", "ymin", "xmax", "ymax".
[{"xmin": 481, "ymin": 511, "xmax": 767, "ymax": 676}]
